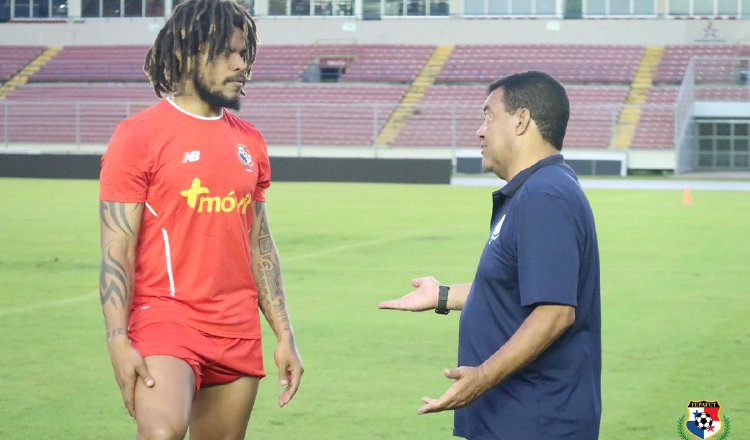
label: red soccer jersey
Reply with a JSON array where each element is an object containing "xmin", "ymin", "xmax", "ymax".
[{"xmin": 99, "ymin": 99, "xmax": 270, "ymax": 338}]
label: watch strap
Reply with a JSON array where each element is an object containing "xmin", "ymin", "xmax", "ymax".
[{"xmin": 435, "ymin": 285, "xmax": 450, "ymax": 315}]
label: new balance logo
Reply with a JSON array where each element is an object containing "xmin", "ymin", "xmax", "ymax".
[{"xmin": 182, "ymin": 150, "xmax": 201, "ymax": 163}]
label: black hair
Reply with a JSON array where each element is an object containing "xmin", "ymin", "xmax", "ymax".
[
  {"xmin": 144, "ymin": 0, "xmax": 258, "ymax": 98},
  {"xmin": 488, "ymin": 71, "xmax": 570, "ymax": 150}
]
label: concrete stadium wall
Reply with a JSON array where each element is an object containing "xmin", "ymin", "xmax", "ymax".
[
  {"xmin": 1, "ymin": 17, "xmax": 749, "ymax": 46},
  {"xmin": 0, "ymin": 154, "xmax": 453, "ymax": 183},
  {"xmin": 456, "ymin": 149, "xmax": 630, "ymax": 176}
]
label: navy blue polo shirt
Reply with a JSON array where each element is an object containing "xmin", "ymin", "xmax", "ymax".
[{"xmin": 454, "ymin": 155, "xmax": 601, "ymax": 440}]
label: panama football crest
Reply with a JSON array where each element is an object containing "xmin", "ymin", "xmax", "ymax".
[
  {"xmin": 237, "ymin": 144, "xmax": 254, "ymax": 170},
  {"xmin": 677, "ymin": 401, "xmax": 731, "ymax": 439}
]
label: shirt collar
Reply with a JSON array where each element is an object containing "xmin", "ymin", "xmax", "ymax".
[
  {"xmin": 493, "ymin": 154, "xmax": 565, "ymax": 199},
  {"xmin": 166, "ymin": 96, "xmax": 225, "ymax": 121}
]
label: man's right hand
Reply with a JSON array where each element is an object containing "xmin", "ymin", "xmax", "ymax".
[
  {"xmin": 107, "ymin": 337, "xmax": 155, "ymax": 417},
  {"xmin": 378, "ymin": 276, "xmax": 440, "ymax": 312}
]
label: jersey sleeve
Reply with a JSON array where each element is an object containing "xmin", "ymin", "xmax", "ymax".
[
  {"xmin": 99, "ymin": 119, "xmax": 151, "ymax": 202},
  {"xmin": 252, "ymin": 133, "xmax": 271, "ymax": 202},
  {"xmin": 517, "ymin": 191, "xmax": 580, "ymax": 308}
]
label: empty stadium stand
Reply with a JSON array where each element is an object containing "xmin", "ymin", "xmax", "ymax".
[
  {"xmin": 629, "ymin": 84, "xmax": 749, "ymax": 150},
  {"xmin": 653, "ymin": 44, "xmax": 749, "ymax": 83},
  {"xmin": 30, "ymin": 45, "xmax": 151, "ymax": 82},
  {"xmin": 630, "ymin": 87, "xmax": 676, "ymax": 149},
  {"xmin": 0, "ymin": 46, "xmax": 45, "ymax": 81},
  {"xmin": 696, "ymin": 86, "xmax": 750, "ymax": 101},
  {"xmin": 238, "ymin": 84, "xmax": 407, "ymax": 145},
  {"xmin": 2, "ymin": 42, "xmax": 748, "ymax": 153},
  {"xmin": 254, "ymin": 43, "xmax": 436, "ymax": 83},
  {"xmin": 252, "ymin": 44, "xmax": 316, "ymax": 81},
  {"xmin": 436, "ymin": 45, "xmax": 644, "ymax": 84},
  {"xmin": 18, "ymin": 43, "xmax": 750, "ymax": 87},
  {"xmin": 335, "ymin": 44, "xmax": 436, "ymax": 82},
  {"xmin": 22, "ymin": 43, "xmax": 436, "ymax": 84},
  {"xmin": 1, "ymin": 83, "xmax": 407, "ymax": 145},
  {"xmin": 392, "ymin": 85, "xmax": 629, "ymax": 148},
  {"xmin": 3, "ymin": 83, "xmax": 155, "ymax": 143}
]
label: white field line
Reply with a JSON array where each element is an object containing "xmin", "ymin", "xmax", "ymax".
[
  {"xmin": 284, "ymin": 227, "xmax": 439, "ymax": 263},
  {"xmin": 0, "ymin": 293, "xmax": 96, "ymax": 317},
  {"xmin": 0, "ymin": 227, "xmax": 440, "ymax": 316}
]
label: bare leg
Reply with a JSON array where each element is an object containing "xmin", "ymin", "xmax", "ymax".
[
  {"xmin": 134, "ymin": 355, "xmax": 196, "ymax": 440},
  {"xmin": 188, "ymin": 377, "xmax": 260, "ymax": 440}
]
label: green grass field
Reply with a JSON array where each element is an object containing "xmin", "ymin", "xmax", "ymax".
[{"xmin": 0, "ymin": 178, "xmax": 748, "ymax": 439}]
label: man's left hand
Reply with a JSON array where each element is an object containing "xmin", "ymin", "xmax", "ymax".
[
  {"xmin": 417, "ymin": 366, "xmax": 491, "ymax": 415},
  {"xmin": 274, "ymin": 340, "xmax": 304, "ymax": 407}
]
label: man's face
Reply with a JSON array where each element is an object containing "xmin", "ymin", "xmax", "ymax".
[
  {"xmin": 193, "ymin": 27, "xmax": 249, "ymax": 111},
  {"xmin": 476, "ymin": 88, "xmax": 517, "ymax": 179}
]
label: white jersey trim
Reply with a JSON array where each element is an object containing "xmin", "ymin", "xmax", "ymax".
[
  {"xmin": 166, "ymin": 96, "xmax": 224, "ymax": 120},
  {"xmin": 145, "ymin": 202, "xmax": 158, "ymax": 217},
  {"xmin": 161, "ymin": 228, "xmax": 176, "ymax": 296}
]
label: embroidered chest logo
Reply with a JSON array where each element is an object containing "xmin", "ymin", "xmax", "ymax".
[
  {"xmin": 489, "ymin": 214, "xmax": 506, "ymax": 243},
  {"xmin": 237, "ymin": 144, "xmax": 254, "ymax": 171},
  {"xmin": 182, "ymin": 150, "xmax": 201, "ymax": 163}
]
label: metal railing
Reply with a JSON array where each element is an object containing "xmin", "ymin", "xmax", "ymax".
[
  {"xmin": 4, "ymin": 88, "xmax": 745, "ymax": 156},
  {"xmin": 1, "ymin": 100, "xmax": 629, "ymax": 151}
]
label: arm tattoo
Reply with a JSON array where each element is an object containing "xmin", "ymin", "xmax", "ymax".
[
  {"xmin": 100, "ymin": 201, "xmax": 137, "ymax": 235},
  {"xmin": 253, "ymin": 203, "xmax": 292, "ymax": 334},
  {"xmin": 99, "ymin": 243, "xmax": 130, "ymax": 307},
  {"xmin": 106, "ymin": 327, "xmax": 127, "ymax": 340},
  {"xmin": 99, "ymin": 201, "xmax": 139, "ymax": 309}
]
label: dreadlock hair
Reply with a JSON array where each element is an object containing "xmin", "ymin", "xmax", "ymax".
[{"xmin": 144, "ymin": 0, "xmax": 258, "ymax": 98}]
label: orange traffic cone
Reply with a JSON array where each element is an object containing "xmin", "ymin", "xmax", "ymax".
[{"xmin": 682, "ymin": 186, "xmax": 693, "ymax": 205}]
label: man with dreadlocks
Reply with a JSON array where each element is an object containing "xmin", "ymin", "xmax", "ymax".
[{"xmin": 97, "ymin": 0, "xmax": 303, "ymax": 438}]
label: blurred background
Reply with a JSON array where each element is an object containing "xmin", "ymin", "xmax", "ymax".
[{"xmin": 1, "ymin": 0, "xmax": 749, "ymax": 178}]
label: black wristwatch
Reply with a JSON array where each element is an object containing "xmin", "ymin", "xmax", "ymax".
[{"xmin": 435, "ymin": 285, "xmax": 450, "ymax": 315}]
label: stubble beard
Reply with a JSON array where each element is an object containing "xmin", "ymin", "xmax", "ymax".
[{"xmin": 194, "ymin": 71, "xmax": 241, "ymax": 111}]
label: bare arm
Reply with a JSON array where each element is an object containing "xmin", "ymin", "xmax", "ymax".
[
  {"xmin": 418, "ymin": 304, "xmax": 575, "ymax": 414},
  {"xmin": 99, "ymin": 201, "xmax": 153, "ymax": 417},
  {"xmin": 250, "ymin": 201, "xmax": 294, "ymax": 343},
  {"xmin": 379, "ymin": 278, "xmax": 472, "ymax": 311},
  {"xmin": 446, "ymin": 283, "xmax": 471, "ymax": 310},
  {"xmin": 250, "ymin": 201, "xmax": 303, "ymax": 407}
]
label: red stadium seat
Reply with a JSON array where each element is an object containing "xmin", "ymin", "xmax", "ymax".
[{"xmin": 0, "ymin": 46, "xmax": 46, "ymax": 81}]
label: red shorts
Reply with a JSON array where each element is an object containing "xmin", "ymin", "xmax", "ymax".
[{"xmin": 129, "ymin": 320, "xmax": 265, "ymax": 392}]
